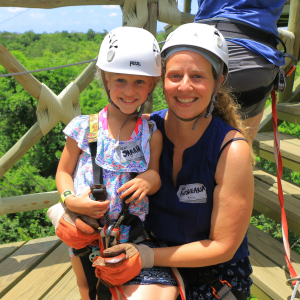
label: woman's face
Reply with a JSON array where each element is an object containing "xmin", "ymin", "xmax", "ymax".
[{"xmin": 164, "ymin": 50, "xmax": 217, "ymax": 121}]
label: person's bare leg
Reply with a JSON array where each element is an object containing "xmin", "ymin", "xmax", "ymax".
[
  {"xmin": 243, "ymin": 110, "xmax": 264, "ymax": 142},
  {"xmin": 71, "ymin": 256, "xmax": 90, "ymax": 300},
  {"xmin": 115, "ymin": 284, "xmax": 179, "ymax": 300}
]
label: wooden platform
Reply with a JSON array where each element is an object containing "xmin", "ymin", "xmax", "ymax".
[
  {"xmin": 0, "ymin": 236, "xmax": 80, "ymax": 299},
  {"xmin": 1, "ymin": 167, "xmax": 300, "ymax": 299}
]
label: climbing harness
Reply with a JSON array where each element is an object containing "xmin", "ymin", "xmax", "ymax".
[{"xmin": 88, "ymin": 113, "xmax": 145, "ymax": 254}]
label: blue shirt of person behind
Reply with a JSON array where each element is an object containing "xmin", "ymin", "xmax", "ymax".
[{"xmin": 195, "ymin": 0, "xmax": 287, "ymax": 66}]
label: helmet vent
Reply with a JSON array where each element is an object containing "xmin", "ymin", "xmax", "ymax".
[
  {"xmin": 107, "ymin": 49, "xmax": 115, "ymax": 62},
  {"xmin": 214, "ymin": 30, "xmax": 220, "ymax": 37}
]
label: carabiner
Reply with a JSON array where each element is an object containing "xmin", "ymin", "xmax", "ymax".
[
  {"xmin": 274, "ymin": 67, "xmax": 286, "ymax": 93},
  {"xmin": 105, "ymin": 224, "xmax": 114, "ymax": 249},
  {"xmin": 286, "ymin": 276, "xmax": 300, "ymax": 286}
]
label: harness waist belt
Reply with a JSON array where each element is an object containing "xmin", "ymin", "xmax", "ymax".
[{"xmin": 196, "ymin": 19, "xmax": 277, "ymax": 49}]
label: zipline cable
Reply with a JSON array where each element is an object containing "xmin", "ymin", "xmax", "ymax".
[
  {"xmin": 0, "ymin": 8, "xmax": 31, "ymax": 26},
  {"xmin": 0, "ymin": 58, "xmax": 97, "ymax": 78}
]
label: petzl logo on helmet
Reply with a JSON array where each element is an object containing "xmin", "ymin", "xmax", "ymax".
[{"xmin": 130, "ymin": 61, "xmax": 141, "ymax": 67}]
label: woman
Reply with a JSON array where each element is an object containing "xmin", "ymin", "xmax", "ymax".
[{"xmin": 93, "ymin": 23, "xmax": 255, "ymax": 300}]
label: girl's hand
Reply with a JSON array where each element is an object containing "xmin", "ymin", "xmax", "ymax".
[
  {"xmin": 117, "ymin": 177, "xmax": 150, "ymax": 204},
  {"xmin": 64, "ymin": 188, "xmax": 110, "ymax": 219}
]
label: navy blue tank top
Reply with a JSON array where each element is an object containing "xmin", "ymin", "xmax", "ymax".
[{"xmin": 146, "ymin": 109, "xmax": 249, "ymax": 264}]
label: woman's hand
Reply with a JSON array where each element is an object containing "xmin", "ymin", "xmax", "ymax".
[
  {"xmin": 65, "ymin": 188, "xmax": 110, "ymax": 219},
  {"xmin": 93, "ymin": 243, "xmax": 154, "ymax": 287}
]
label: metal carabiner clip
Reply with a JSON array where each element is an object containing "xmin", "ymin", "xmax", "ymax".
[
  {"xmin": 275, "ymin": 67, "xmax": 286, "ymax": 93},
  {"xmin": 105, "ymin": 224, "xmax": 114, "ymax": 249},
  {"xmin": 286, "ymin": 276, "xmax": 300, "ymax": 286}
]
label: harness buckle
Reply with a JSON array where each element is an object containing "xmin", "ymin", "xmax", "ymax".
[
  {"xmin": 90, "ymin": 184, "xmax": 107, "ymax": 201},
  {"xmin": 211, "ymin": 279, "xmax": 232, "ymax": 300},
  {"xmin": 274, "ymin": 67, "xmax": 286, "ymax": 93},
  {"xmin": 73, "ymin": 246, "xmax": 92, "ymax": 257}
]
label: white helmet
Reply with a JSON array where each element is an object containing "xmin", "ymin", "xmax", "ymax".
[
  {"xmin": 97, "ymin": 26, "xmax": 161, "ymax": 77},
  {"xmin": 162, "ymin": 23, "xmax": 228, "ymax": 76}
]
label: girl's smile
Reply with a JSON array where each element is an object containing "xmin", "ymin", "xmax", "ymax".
[{"xmin": 106, "ymin": 73, "xmax": 155, "ymax": 115}]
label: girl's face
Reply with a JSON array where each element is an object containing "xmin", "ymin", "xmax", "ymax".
[
  {"xmin": 164, "ymin": 50, "xmax": 221, "ymax": 121},
  {"xmin": 106, "ymin": 73, "xmax": 155, "ymax": 115}
]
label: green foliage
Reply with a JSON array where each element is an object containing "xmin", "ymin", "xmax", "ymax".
[{"xmin": 0, "ymin": 209, "xmax": 55, "ymax": 243}]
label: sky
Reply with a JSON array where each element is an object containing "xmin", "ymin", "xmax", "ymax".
[{"xmin": 0, "ymin": 1, "xmax": 198, "ymax": 34}]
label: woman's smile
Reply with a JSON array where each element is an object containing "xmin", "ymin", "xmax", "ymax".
[{"xmin": 175, "ymin": 97, "xmax": 198, "ymax": 104}]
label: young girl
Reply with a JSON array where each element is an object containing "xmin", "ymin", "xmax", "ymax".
[{"xmin": 55, "ymin": 27, "xmax": 163, "ymax": 300}]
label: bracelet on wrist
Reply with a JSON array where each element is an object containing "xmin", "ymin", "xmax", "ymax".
[{"xmin": 60, "ymin": 190, "xmax": 75, "ymax": 203}]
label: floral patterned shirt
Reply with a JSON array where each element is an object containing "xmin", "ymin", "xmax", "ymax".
[{"xmin": 63, "ymin": 106, "xmax": 156, "ymax": 250}]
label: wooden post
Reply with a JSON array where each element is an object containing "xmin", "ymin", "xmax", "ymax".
[
  {"xmin": 183, "ymin": 0, "xmax": 191, "ymax": 14},
  {"xmin": 0, "ymin": 191, "xmax": 60, "ymax": 215},
  {"xmin": 278, "ymin": 0, "xmax": 300, "ymax": 103},
  {"xmin": 0, "ymin": 0, "xmax": 157, "ymax": 9},
  {"xmin": 143, "ymin": 2, "xmax": 158, "ymax": 113},
  {"xmin": 0, "ymin": 59, "xmax": 97, "ymax": 179},
  {"xmin": 181, "ymin": 12, "xmax": 195, "ymax": 24},
  {"xmin": 288, "ymin": 0, "xmax": 300, "ymax": 61}
]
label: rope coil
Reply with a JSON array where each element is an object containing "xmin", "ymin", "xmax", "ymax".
[
  {"xmin": 158, "ymin": 0, "xmax": 182, "ymax": 25},
  {"xmin": 121, "ymin": 0, "xmax": 148, "ymax": 28}
]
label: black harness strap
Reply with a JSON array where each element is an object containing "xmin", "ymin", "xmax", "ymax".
[
  {"xmin": 120, "ymin": 173, "xmax": 144, "ymax": 242},
  {"xmin": 88, "ymin": 114, "xmax": 145, "ymax": 242},
  {"xmin": 218, "ymin": 137, "xmax": 248, "ymax": 160},
  {"xmin": 196, "ymin": 19, "xmax": 277, "ymax": 49}
]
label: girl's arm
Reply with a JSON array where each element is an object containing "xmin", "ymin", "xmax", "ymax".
[
  {"xmin": 152, "ymin": 131, "xmax": 254, "ymax": 268},
  {"xmin": 117, "ymin": 129, "xmax": 163, "ymax": 203},
  {"xmin": 56, "ymin": 136, "xmax": 110, "ymax": 219}
]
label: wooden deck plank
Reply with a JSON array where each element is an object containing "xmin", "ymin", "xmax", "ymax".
[
  {"xmin": 253, "ymin": 166, "xmax": 300, "ymax": 200},
  {"xmin": 250, "ymin": 285, "xmax": 272, "ymax": 300},
  {"xmin": 254, "ymin": 178, "xmax": 300, "ymax": 235},
  {"xmin": 249, "ymin": 245, "xmax": 294, "ymax": 299},
  {"xmin": 254, "ymin": 132, "xmax": 300, "ymax": 164},
  {"xmin": 277, "ymin": 103, "xmax": 300, "ymax": 116},
  {"xmin": 0, "ymin": 241, "xmax": 26, "ymax": 264},
  {"xmin": 254, "ymin": 147, "xmax": 300, "ymax": 173},
  {"xmin": 43, "ymin": 268, "xmax": 81, "ymax": 300},
  {"xmin": 248, "ymin": 224, "xmax": 300, "ymax": 273},
  {"xmin": 0, "ymin": 236, "xmax": 61, "ymax": 298},
  {"xmin": 2, "ymin": 242, "xmax": 71, "ymax": 300},
  {"xmin": 261, "ymin": 131, "xmax": 300, "ymax": 147}
]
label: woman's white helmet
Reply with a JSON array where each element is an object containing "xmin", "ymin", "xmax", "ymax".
[
  {"xmin": 162, "ymin": 23, "xmax": 228, "ymax": 77},
  {"xmin": 97, "ymin": 26, "xmax": 161, "ymax": 77}
]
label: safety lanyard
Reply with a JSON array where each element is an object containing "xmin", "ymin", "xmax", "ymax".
[{"xmin": 271, "ymin": 89, "xmax": 298, "ymax": 283}]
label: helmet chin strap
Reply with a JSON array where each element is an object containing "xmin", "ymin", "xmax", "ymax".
[{"xmin": 170, "ymin": 62, "xmax": 224, "ymax": 130}]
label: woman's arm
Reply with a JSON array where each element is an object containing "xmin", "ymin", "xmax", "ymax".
[
  {"xmin": 152, "ymin": 131, "xmax": 254, "ymax": 268},
  {"xmin": 118, "ymin": 129, "xmax": 163, "ymax": 203},
  {"xmin": 56, "ymin": 136, "xmax": 110, "ymax": 218}
]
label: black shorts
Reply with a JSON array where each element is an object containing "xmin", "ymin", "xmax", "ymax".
[{"xmin": 226, "ymin": 41, "xmax": 279, "ymax": 119}]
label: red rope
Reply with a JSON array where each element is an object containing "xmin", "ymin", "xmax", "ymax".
[{"xmin": 271, "ymin": 89, "xmax": 297, "ymax": 283}]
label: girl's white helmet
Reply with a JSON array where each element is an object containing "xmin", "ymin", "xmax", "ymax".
[
  {"xmin": 97, "ymin": 26, "xmax": 161, "ymax": 77},
  {"xmin": 161, "ymin": 23, "xmax": 228, "ymax": 76}
]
